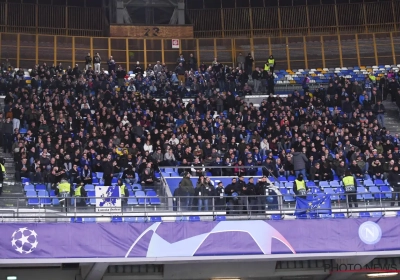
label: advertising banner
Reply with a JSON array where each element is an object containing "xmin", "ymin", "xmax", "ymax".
[
  {"xmin": 95, "ymin": 186, "xmax": 121, "ymax": 212},
  {"xmin": 1, "ymin": 219, "xmax": 399, "ymax": 259}
]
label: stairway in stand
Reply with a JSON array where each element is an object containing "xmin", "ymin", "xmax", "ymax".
[
  {"xmin": 0, "ymin": 151, "xmax": 25, "ymax": 208},
  {"xmin": 382, "ymin": 99, "xmax": 400, "ymax": 135}
]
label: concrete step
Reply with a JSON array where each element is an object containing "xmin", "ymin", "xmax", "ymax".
[{"xmin": 382, "ymin": 100, "xmax": 400, "ymax": 135}]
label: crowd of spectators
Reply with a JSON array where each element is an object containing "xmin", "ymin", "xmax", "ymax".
[{"xmin": 0, "ymin": 52, "xmax": 400, "ymax": 197}]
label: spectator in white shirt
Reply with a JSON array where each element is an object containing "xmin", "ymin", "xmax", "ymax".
[
  {"xmin": 143, "ymin": 140, "xmax": 153, "ymax": 153},
  {"xmin": 169, "ymin": 134, "xmax": 179, "ymax": 146}
]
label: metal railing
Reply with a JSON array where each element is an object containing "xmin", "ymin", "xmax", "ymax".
[
  {"xmin": 1, "ymin": 30, "xmax": 400, "ymax": 72},
  {"xmin": 1, "ymin": 192, "xmax": 399, "ymax": 221},
  {"xmin": 187, "ymin": 1, "xmax": 400, "ymax": 38}
]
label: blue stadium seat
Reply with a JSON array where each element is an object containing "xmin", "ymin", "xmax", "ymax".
[
  {"xmin": 24, "ymin": 184, "xmax": 35, "ymax": 192},
  {"xmin": 71, "ymin": 217, "xmax": 83, "ymax": 223},
  {"xmin": 21, "ymin": 177, "xmax": 30, "ymax": 184},
  {"xmin": 287, "ymin": 175, "xmax": 296, "ymax": 182},
  {"xmin": 85, "ymin": 184, "xmax": 95, "ymax": 192},
  {"xmin": 307, "ymin": 181, "xmax": 316, "ymax": 187},
  {"xmin": 149, "ymin": 197, "xmax": 161, "ymax": 205},
  {"xmin": 37, "ymin": 190, "xmax": 48, "ymax": 197},
  {"xmin": 320, "ymin": 214, "xmax": 333, "ymax": 218},
  {"xmin": 215, "ymin": 216, "xmax": 226, "ymax": 221},
  {"xmin": 371, "ymin": 212, "xmax": 383, "ymax": 217},
  {"xmin": 28, "ymin": 198, "xmax": 40, "ymax": 206},
  {"xmin": 135, "ymin": 191, "xmax": 148, "ymax": 205},
  {"xmin": 49, "ymin": 189, "xmax": 56, "ymax": 197},
  {"xmin": 52, "ymin": 198, "xmax": 60, "ymax": 206},
  {"xmin": 87, "ymin": 191, "xmax": 96, "ymax": 205},
  {"xmin": 37, "ymin": 190, "xmax": 51, "ymax": 205},
  {"xmin": 127, "ymin": 198, "xmax": 138, "ymax": 205},
  {"xmin": 329, "ymin": 181, "xmax": 340, "ymax": 188},
  {"xmin": 26, "ymin": 191, "xmax": 37, "ymax": 197},
  {"xmin": 149, "ymin": 216, "xmax": 162, "ymax": 222},
  {"xmin": 92, "ymin": 178, "xmax": 99, "ymax": 184},
  {"xmin": 359, "ymin": 212, "xmax": 371, "ymax": 218},
  {"xmin": 112, "ymin": 216, "xmax": 123, "ymax": 223},
  {"xmin": 374, "ymin": 179, "xmax": 385, "ymax": 186},
  {"xmin": 268, "ymin": 177, "xmax": 276, "ymax": 182},
  {"xmin": 82, "ymin": 217, "xmax": 96, "ymax": 223},
  {"xmin": 35, "ymin": 184, "xmax": 46, "ymax": 191},
  {"xmin": 364, "ymin": 180, "xmax": 375, "ymax": 186},
  {"xmin": 334, "ymin": 213, "xmax": 346, "ymax": 219},
  {"xmin": 189, "ymin": 216, "xmax": 201, "ymax": 222},
  {"xmin": 97, "ymin": 172, "xmax": 104, "ymax": 179},
  {"xmin": 132, "ymin": 184, "xmax": 142, "ymax": 191},
  {"xmin": 319, "ymin": 181, "xmax": 329, "ymax": 188},
  {"xmin": 111, "ymin": 178, "xmax": 118, "ymax": 184},
  {"xmin": 369, "ymin": 186, "xmax": 384, "ymax": 199},
  {"xmin": 380, "ymin": 185, "xmax": 392, "ymax": 198},
  {"xmin": 296, "ymin": 213, "xmax": 308, "ymax": 219},
  {"xmin": 123, "ymin": 217, "xmax": 137, "ymax": 223},
  {"xmin": 136, "ymin": 217, "xmax": 147, "ymax": 223},
  {"xmin": 270, "ymin": 214, "xmax": 283, "ymax": 220},
  {"xmin": 146, "ymin": 190, "xmax": 157, "ymax": 197}
]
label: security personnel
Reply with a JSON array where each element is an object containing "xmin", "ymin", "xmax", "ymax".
[
  {"xmin": 58, "ymin": 178, "xmax": 71, "ymax": 197},
  {"xmin": 368, "ymin": 73, "xmax": 376, "ymax": 85},
  {"xmin": 117, "ymin": 179, "xmax": 129, "ymax": 205},
  {"xmin": 57, "ymin": 178, "xmax": 71, "ymax": 211},
  {"xmin": 293, "ymin": 174, "xmax": 309, "ymax": 199},
  {"xmin": 268, "ymin": 55, "xmax": 275, "ymax": 73},
  {"xmin": 74, "ymin": 182, "xmax": 87, "ymax": 207},
  {"xmin": 264, "ymin": 63, "xmax": 270, "ymax": 72},
  {"xmin": 342, "ymin": 170, "xmax": 358, "ymax": 208}
]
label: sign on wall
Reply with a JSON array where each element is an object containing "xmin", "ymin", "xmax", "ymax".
[
  {"xmin": 172, "ymin": 39, "xmax": 180, "ymax": 49},
  {"xmin": 110, "ymin": 25, "xmax": 194, "ymax": 38},
  {"xmin": 95, "ymin": 186, "xmax": 121, "ymax": 212}
]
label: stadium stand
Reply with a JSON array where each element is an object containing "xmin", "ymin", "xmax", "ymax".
[{"xmin": 2, "ymin": 54, "xmax": 400, "ymax": 215}]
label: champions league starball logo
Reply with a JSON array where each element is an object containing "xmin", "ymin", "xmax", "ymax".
[{"xmin": 11, "ymin": 227, "xmax": 39, "ymax": 254}]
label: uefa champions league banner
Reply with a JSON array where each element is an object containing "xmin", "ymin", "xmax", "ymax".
[
  {"xmin": 95, "ymin": 186, "xmax": 121, "ymax": 212},
  {"xmin": 1, "ymin": 218, "xmax": 399, "ymax": 259}
]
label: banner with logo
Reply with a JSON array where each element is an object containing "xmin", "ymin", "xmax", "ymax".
[
  {"xmin": 95, "ymin": 186, "xmax": 121, "ymax": 212},
  {"xmin": 0, "ymin": 218, "xmax": 398, "ymax": 259}
]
